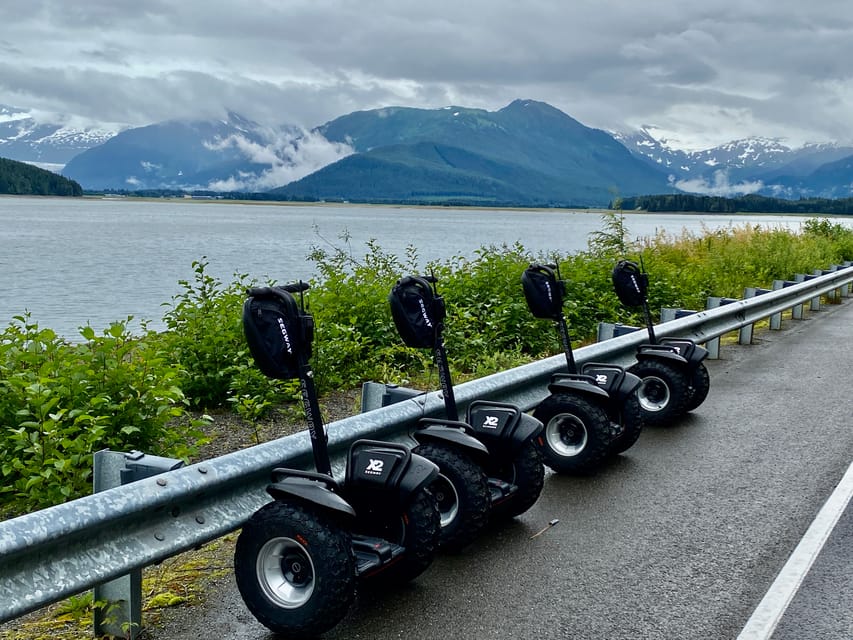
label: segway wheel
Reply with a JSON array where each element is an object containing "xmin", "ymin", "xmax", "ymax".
[
  {"xmin": 608, "ymin": 393, "xmax": 643, "ymax": 455},
  {"xmin": 234, "ymin": 500, "xmax": 355, "ymax": 639},
  {"xmin": 415, "ymin": 442, "xmax": 491, "ymax": 552},
  {"xmin": 360, "ymin": 486, "xmax": 441, "ymax": 584},
  {"xmin": 628, "ymin": 359, "xmax": 688, "ymax": 425},
  {"xmin": 683, "ymin": 362, "xmax": 711, "ymax": 412},
  {"xmin": 489, "ymin": 440, "xmax": 544, "ymax": 519},
  {"xmin": 532, "ymin": 393, "xmax": 611, "ymax": 474}
]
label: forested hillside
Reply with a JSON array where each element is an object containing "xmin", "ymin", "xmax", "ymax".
[
  {"xmin": 619, "ymin": 193, "xmax": 853, "ymax": 214},
  {"xmin": 272, "ymin": 100, "xmax": 674, "ymax": 206},
  {"xmin": 0, "ymin": 157, "xmax": 82, "ymax": 196}
]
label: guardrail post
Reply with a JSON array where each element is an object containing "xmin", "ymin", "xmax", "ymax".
[
  {"xmin": 596, "ymin": 322, "xmax": 641, "ymax": 342},
  {"xmin": 660, "ymin": 308, "xmax": 697, "ymax": 323},
  {"xmin": 772, "ymin": 280, "xmax": 804, "ymax": 327},
  {"xmin": 92, "ymin": 450, "xmax": 184, "ymax": 639},
  {"xmin": 843, "ymin": 262, "xmax": 853, "ymax": 297},
  {"xmin": 704, "ymin": 297, "xmax": 738, "ymax": 358},
  {"xmin": 796, "ymin": 274, "xmax": 823, "ymax": 311},
  {"xmin": 361, "ymin": 381, "xmax": 424, "ymax": 412},
  {"xmin": 817, "ymin": 267, "xmax": 841, "ymax": 303},
  {"xmin": 737, "ymin": 289, "xmax": 769, "ymax": 344}
]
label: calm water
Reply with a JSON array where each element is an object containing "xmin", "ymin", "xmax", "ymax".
[{"xmin": 0, "ymin": 195, "xmax": 840, "ymax": 339}]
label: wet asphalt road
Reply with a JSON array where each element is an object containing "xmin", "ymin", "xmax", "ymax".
[{"xmin": 156, "ymin": 298, "xmax": 853, "ymax": 640}]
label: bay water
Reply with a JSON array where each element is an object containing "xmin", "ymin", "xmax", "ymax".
[{"xmin": 0, "ymin": 195, "xmax": 840, "ymax": 339}]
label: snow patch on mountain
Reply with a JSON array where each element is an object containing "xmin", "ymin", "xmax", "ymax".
[
  {"xmin": 613, "ymin": 125, "xmax": 853, "ymax": 198},
  {"xmin": 0, "ymin": 104, "xmax": 127, "ymax": 167}
]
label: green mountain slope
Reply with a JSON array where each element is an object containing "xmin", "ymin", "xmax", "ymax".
[
  {"xmin": 0, "ymin": 157, "xmax": 82, "ymax": 196},
  {"xmin": 274, "ymin": 99, "xmax": 674, "ymax": 206},
  {"xmin": 275, "ymin": 141, "xmax": 607, "ymax": 205}
]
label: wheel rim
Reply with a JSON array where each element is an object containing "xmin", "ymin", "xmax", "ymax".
[
  {"xmin": 256, "ymin": 536, "xmax": 315, "ymax": 609},
  {"xmin": 430, "ymin": 473, "xmax": 460, "ymax": 529},
  {"xmin": 544, "ymin": 412, "xmax": 588, "ymax": 457},
  {"xmin": 637, "ymin": 376, "xmax": 670, "ymax": 412}
]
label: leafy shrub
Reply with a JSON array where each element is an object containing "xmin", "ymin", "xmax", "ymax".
[
  {"xmin": 0, "ymin": 316, "xmax": 204, "ymax": 516},
  {"xmin": 307, "ymin": 237, "xmax": 427, "ymax": 388},
  {"xmin": 160, "ymin": 258, "xmax": 276, "ymax": 410}
]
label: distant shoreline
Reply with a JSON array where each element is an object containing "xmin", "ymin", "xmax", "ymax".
[{"xmin": 3, "ymin": 192, "xmax": 852, "ymax": 218}]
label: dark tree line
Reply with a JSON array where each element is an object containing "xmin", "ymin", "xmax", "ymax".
[
  {"xmin": 617, "ymin": 193, "xmax": 853, "ymax": 214},
  {"xmin": 0, "ymin": 157, "xmax": 82, "ymax": 196}
]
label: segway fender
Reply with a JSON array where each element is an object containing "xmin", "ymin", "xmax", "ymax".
[
  {"xmin": 266, "ymin": 475, "xmax": 356, "ymax": 519},
  {"xmin": 616, "ymin": 370, "xmax": 643, "ymax": 397},
  {"xmin": 512, "ymin": 411, "xmax": 545, "ymax": 445},
  {"xmin": 547, "ymin": 373, "xmax": 611, "ymax": 400},
  {"xmin": 659, "ymin": 337, "xmax": 709, "ymax": 366},
  {"xmin": 636, "ymin": 343, "xmax": 688, "ymax": 365},
  {"xmin": 414, "ymin": 419, "xmax": 491, "ymax": 462},
  {"xmin": 467, "ymin": 400, "xmax": 543, "ymax": 451},
  {"xmin": 396, "ymin": 452, "xmax": 441, "ymax": 500},
  {"xmin": 580, "ymin": 362, "xmax": 642, "ymax": 403}
]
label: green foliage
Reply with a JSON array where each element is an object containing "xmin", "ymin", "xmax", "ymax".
[
  {"xmin": 307, "ymin": 234, "xmax": 427, "ymax": 388},
  {"xmin": 0, "ymin": 315, "xmax": 204, "ymax": 516},
  {"xmin": 803, "ymin": 217, "xmax": 853, "ymax": 259},
  {"xmin": 619, "ymin": 192, "xmax": 853, "ymax": 215},
  {"xmin": 159, "ymin": 258, "xmax": 266, "ymax": 409},
  {"xmin": 587, "ymin": 209, "xmax": 637, "ymax": 259},
  {"xmin": 0, "ymin": 157, "xmax": 82, "ymax": 196},
  {"xmin": 437, "ymin": 243, "xmax": 547, "ymax": 370},
  {"xmin": 5, "ymin": 213, "xmax": 853, "ymax": 518}
]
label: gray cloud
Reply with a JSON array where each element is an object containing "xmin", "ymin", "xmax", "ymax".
[{"xmin": 2, "ymin": 0, "xmax": 853, "ymax": 149}]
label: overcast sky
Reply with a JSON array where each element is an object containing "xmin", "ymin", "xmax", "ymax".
[{"xmin": 1, "ymin": 0, "xmax": 852, "ymax": 151}]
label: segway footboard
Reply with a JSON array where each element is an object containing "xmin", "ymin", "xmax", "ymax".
[{"xmin": 345, "ymin": 440, "xmax": 440, "ymax": 578}]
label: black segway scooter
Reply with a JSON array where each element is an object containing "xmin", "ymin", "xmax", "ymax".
[
  {"xmin": 389, "ymin": 275, "xmax": 545, "ymax": 547},
  {"xmin": 611, "ymin": 259, "xmax": 711, "ymax": 424},
  {"xmin": 522, "ymin": 263, "xmax": 643, "ymax": 473},
  {"xmin": 234, "ymin": 283, "xmax": 441, "ymax": 638}
]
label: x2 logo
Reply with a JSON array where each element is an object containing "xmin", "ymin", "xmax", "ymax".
[
  {"xmin": 595, "ymin": 373, "xmax": 609, "ymax": 385},
  {"xmin": 364, "ymin": 459, "xmax": 385, "ymax": 476},
  {"xmin": 481, "ymin": 415, "xmax": 500, "ymax": 429}
]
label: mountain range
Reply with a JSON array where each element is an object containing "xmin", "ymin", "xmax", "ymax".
[
  {"xmin": 613, "ymin": 128, "xmax": 853, "ymax": 199},
  {"xmin": 2, "ymin": 100, "xmax": 853, "ymax": 206},
  {"xmin": 0, "ymin": 105, "xmax": 123, "ymax": 170}
]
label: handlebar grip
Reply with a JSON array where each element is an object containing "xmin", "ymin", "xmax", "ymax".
[
  {"xmin": 281, "ymin": 281, "xmax": 310, "ymax": 293},
  {"xmin": 247, "ymin": 281, "xmax": 310, "ymax": 297}
]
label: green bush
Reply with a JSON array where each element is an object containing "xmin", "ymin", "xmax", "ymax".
[
  {"xmin": 0, "ymin": 316, "xmax": 204, "ymax": 516},
  {"xmin": 160, "ymin": 258, "xmax": 253, "ymax": 409}
]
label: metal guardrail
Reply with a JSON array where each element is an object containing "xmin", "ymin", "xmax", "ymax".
[{"xmin": 2, "ymin": 263, "xmax": 853, "ymax": 628}]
